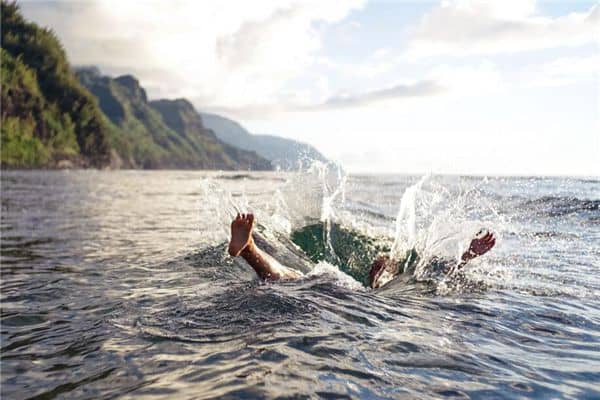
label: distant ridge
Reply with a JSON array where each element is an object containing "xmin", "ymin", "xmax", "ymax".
[
  {"xmin": 201, "ymin": 112, "xmax": 328, "ymax": 170},
  {"xmin": 76, "ymin": 68, "xmax": 271, "ymax": 170},
  {"xmin": 149, "ymin": 99, "xmax": 273, "ymax": 170}
]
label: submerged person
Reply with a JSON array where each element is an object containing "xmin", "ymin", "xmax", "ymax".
[{"xmin": 228, "ymin": 213, "xmax": 496, "ymax": 289}]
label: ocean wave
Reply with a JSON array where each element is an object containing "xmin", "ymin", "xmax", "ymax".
[{"xmin": 520, "ymin": 196, "xmax": 599, "ymax": 217}]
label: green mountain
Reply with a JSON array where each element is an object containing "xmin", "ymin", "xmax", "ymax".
[
  {"xmin": 1, "ymin": 1, "xmax": 112, "ymax": 167},
  {"xmin": 1, "ymin": 2, "xmax": 271, "ymax": 170},
  {"xmin": 149, "ymin": 99, "xmax": 271, "ymax": 170},
  {"xmin": 77, "ymin": 68, "xmax": 271, "ymax": 170},
  {"xmin": 201, "ymin": 112, "xmax": 328, "ymax": 170}
]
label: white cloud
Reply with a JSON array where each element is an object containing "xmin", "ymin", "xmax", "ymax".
[
  {"xmin": 427, "ymin": 60, "xmax": 504, "ymax": 96},
  {"xmin": 20, "ymin": 0, "xmax": 364, "ymax": 108},
  {"xmin": 306, "ymin": 80, "xmax": 443, "ymax": 110},
  {"xmin": 527, "ymin": 55, "xmax": 600, "ymax": 87},
  {"xmin": 202, "ymin": 79, "xmax": 443, "ymax": 117},
  {"xmin": 317, "ymin": 57, "xmax": 396, "ymax": 80},
  {"xmin": 406, "ymin": 0, "xmax": 599, "ymax": 58}
]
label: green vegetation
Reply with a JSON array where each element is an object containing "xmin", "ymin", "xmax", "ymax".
[
  {"xmin": 1, "ymin": 1, "xmax": 111, "ymax": 167},
  {"xmin": 77, "ymin": 69, "xmax": 271, "ymax": 169},
  {"xmin": 1, "ymin": 1, "xmax": 272, "ymax": 170},
  {"xmin": 150, "ymin": 99, "xmax": 272, "ymax": 169}
]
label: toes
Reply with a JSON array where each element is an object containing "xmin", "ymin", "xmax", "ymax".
[
  {"xmin": 478, "ymin": 231, "xmax": 494, "ymax": 242},
  {"xmin": 234, "ymin": 213, "xmax": 255, "ymax": 225}
]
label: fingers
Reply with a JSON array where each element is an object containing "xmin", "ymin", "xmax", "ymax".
[{"xmin": 247, "ymin": 213, "xmax": 254, "ymax": 224}]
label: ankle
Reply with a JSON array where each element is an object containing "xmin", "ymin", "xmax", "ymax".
[{"xmin": 240, "ymin": 240, "xmax": 256, "ymax": 256}]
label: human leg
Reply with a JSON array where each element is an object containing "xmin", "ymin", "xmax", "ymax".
[{"xmin": 229, "ymin": 213, "xmax": 302, "ymax": 280}]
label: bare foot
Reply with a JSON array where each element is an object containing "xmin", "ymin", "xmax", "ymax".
[
  {"xmin": 444, "ymin": 230, "xmax": 496, "ymax": 275},
  {"xmin": 228, "ymin": 213, "xmax": 255, "ymax": 256},
  {"xmin": 462, "ymin": 230, "xmax": 496, "ymax": 262}
]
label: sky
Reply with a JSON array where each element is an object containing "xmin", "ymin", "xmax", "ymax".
[{"xmin": 20, "ymin": 0, "xmax": 599, "ymax": 176}]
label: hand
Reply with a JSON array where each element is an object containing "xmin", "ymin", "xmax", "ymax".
[{"xmin": 369, "ymin": 256, "xmax": 390, "ymax": 288}]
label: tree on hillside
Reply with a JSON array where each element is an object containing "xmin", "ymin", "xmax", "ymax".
[{"xmin": 1, "ymin": 1, "xmax": 112, "ymax": 167}]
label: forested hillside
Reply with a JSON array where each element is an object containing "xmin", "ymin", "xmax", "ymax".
[
  {"xmin": 150, "ymin": 99, "xmax": 272, "ymax": 170},
  {"xmin": 77, "ymin": 68, "xmax": 271, "ymax": 169},
  {"xmin": 1, "ymin": 1, "xmax": 112, "ymax": 167}
]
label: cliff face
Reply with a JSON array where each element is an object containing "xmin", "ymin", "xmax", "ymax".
[
  {"xmin": 149, "ymin": 99, "xmax": 272, "ymax": 170},
  {"xmin": 201, "ymin": 112, "xmax": 328, "ymax": 170},
  {"xmin": 76, "ymin": 69, "xmax": 272, "ymax": 170}
]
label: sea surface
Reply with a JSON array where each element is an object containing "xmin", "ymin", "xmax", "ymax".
[{"xmin": 1, "ymin": 169, "xmax": 599, "ymax": 399}]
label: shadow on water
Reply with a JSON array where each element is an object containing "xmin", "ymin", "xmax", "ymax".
[{"xmin": 137, "ymin": 280, "xmax": 322, "ymax": 345}]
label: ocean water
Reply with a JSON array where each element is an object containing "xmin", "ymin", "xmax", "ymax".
[{"xmin": 1, "ymin": 169, "xmax": 599, "ymax": 399}]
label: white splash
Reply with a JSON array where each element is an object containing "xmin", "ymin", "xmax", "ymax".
[
  {"xmin": 390, "ymin": 174, "xmax": 431, "ymax": 258},
  {"xmin": 305, "ymin": 261, "xmax": 364, "ymax": 291}
]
